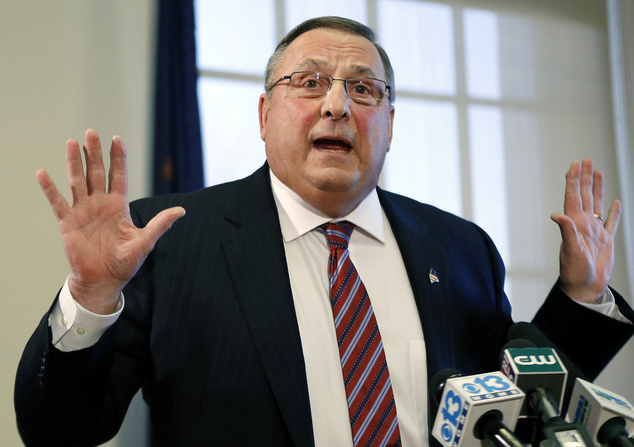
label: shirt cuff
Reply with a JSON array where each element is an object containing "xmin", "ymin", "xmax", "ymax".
[
  {"xmin": 49, "ymin": 276, "xmax": 124, "ymax": 352},
  {"xmin": 574, "ymin": 288, "xmax": 632, "ymax": 324}
]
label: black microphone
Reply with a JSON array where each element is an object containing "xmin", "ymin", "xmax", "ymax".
[
  {"xmin": 500, "ymin": 338, "xmax": 568, "ymax": 418},
  {"xmin": 430, "ymin": 368, "xmax": 463, "ymax": 405},
  {"xmin": 430, "ymin": 368, "xmax": 527, "ymax": 446},
  {"xmin": 598, "ymin": 418, "xmax": 634, "ymax": 447},
  {"xmin": 566, "ymin": 378, "xmax": 634, "ymax": 447},
  {"xmin": 507, "ymin": 322, "xmax": 589, "ymax": 414},
  {"xmin": 500, "ymin": 339, "xmax": 596, "ymax": 446}
]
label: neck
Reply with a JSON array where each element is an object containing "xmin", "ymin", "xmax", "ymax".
[
  {"xmin": 268, "ymin": 168, "xmax": 376, "ymax": 218},
  {"xmin": 306, "ymin": 191, "xmax": 365, "ymax": 217}
]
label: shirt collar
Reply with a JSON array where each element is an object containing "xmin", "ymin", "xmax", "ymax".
[{"xmin": 270, "ymin": 169, "xmax": 385, "ymax": 244}]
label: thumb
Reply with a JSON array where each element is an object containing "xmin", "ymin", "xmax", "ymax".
[
  {"xmin": 141, "ymin": 206, "xmax": 187, "ymax": 249},
  {"xmin": 550, "ymin": 213, "xmax": 578, "ymax": 248}
]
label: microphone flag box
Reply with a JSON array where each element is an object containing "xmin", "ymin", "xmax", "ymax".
[
  {"xmin": 432, "ymin": 372, "xmax": 525, "ymax": 447},
  {"xmin": 500, "ymin": 347, "xmax": 567, "ymax": 417},
  {"xmin": 567, "ymin": 378, "xmax": 634, "ymax": 440}
]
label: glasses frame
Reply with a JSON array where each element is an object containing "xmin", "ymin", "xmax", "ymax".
[{"xmin": 268, "ymin": 71, "xmax": 391, "ymax": 105}]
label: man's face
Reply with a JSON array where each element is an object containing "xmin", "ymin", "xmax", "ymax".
[{"xmin": 259, "ymin": 28, "xmax": 395, "ymax": 217}]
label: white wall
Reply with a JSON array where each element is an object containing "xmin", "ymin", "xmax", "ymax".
[
  {"xmin": 1, "ymin": 1, "xmax": 632, "ymax": 446},
  {"xmin": 0, "ymin": 1, "xmax": 155, "ymax": 445}
]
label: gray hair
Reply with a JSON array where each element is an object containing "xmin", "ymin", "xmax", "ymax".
[{"xmin": 264, "ymin": 16, "xmax": 395, "ymax": 104}]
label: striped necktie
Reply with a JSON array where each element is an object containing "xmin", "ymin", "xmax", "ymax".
[{"xmin": 320, "ymin": 221, "xmax": 401, "ymax": 447}]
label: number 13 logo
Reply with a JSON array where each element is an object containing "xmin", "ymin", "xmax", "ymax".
[{"xmin": 442, "ymin": 390, "xmax": 463, "ymax": 426}]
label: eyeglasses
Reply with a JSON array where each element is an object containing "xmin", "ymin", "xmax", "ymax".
[{"xmin": 268, "ymin": 71, "xmax": 391, "ymax": 106}]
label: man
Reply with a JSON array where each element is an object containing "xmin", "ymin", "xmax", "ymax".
[{"xmin": 15, "ymin": 16, "xmax": 634, "ymax": 447}]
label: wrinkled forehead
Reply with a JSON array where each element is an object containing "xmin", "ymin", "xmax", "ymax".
[
  {"xmin": 279, "ymin": 28, "xmax": 385, "ymax": 80},
  {"xmin": 294, "ymin": 58, "xmax": 379, "ymax": 79}
]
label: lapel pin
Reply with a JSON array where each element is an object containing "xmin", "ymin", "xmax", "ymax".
[{"xmin": 429, "ymin": 268, "xmax": 439, "ymax": 284}]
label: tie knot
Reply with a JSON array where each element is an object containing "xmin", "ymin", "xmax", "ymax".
[{"xmin": 320, "ymin": 221, "xmax": 354, "ymax": 250}]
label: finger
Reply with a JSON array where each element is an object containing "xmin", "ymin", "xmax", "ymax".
[
  {"xmin": 563, "ymin": 161, "xmax": 582, "ymax": 215},
  {"xmin": 66, "ymin": 138, "xmax": 88, "ymax": 205},
  {"xmin": 550, "ymin": 213, "xmax": 578, "ymax": 250},
  {"xmin": 579, "ymin": 158, "xmax": 594, "ymax": 214},
  {"xmin": 108, "ymin": 135, "xmax": 128, "ymax": 196},
  {"xmin": 83, "ymin": 129, "xmax": 107, "ymax": 196},
  {"xmin": 37, "ymin": 169, "xmax": 71, "ymax": 221},
  {"xmin": 592, "ymin": 168, "xmax": 604, "ymax": 216},
  {"xmin": 140, "ymin": 207, "xmax": 187, "ymax": 251},
  {"xmin": 604, "ymin": 199, "xmax": 621, "ymax": 236}
]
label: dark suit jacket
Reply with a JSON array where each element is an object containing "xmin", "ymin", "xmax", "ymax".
[{"xmin": 15, "ymin": 164, "xmax": 634, "ymax": 446}]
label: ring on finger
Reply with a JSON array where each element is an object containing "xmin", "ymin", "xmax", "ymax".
[{"xmin": 593, "ymin": 213, "xmax": 604, "ymax": 222}]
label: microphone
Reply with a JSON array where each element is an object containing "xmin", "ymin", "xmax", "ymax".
[
  {"xmin": 567, "ymin": 378, "xmax": 634, "ymax": 447},
  {"xmin": 500, "ymin": 338, "xmax": 596, "ymax": 446},
  {"xmin": 507, "ymin": 322, "xmax": 589, "ymax": 414},
  {"xmin": 431, "ymin": 369, "xmax": 527, "ymax": 446},
  {"xmin": 500, "ymin": 338, "xmax": 568, "ymax": 418}
]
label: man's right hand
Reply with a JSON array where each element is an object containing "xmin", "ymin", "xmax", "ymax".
[{"xmin": 37, "ymin": 129, "xmax": 186, "ymax": 315}]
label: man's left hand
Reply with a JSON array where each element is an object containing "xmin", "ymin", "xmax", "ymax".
[{"xmin": 551, "ymin": 158, "xmax": 621, "ymax": 303}]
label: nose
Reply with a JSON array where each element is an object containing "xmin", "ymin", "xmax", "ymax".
[{"xmin": 321, "ymin": 79, "xmax": 351, "ymax": 120}]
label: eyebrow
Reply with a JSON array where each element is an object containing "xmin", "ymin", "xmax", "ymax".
[
  {"xmin": 349, "ymin": 64, "xmax": 377, "ymax": 78},
  {"xmin": 294, "ymin": 59, "xmax": 331, "ymax": 72},
  {"xmin": 294, "ymin": 59, "xmax": 378, "ymax": 78}
]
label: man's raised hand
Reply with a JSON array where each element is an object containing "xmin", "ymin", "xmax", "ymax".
[
  {"xmin": 37, "ymin": 129, "xmax": 185, "ymax": 314},
  {"xmin": 551, "ymin": 158, "xmax": 621, "ymax": 303}
]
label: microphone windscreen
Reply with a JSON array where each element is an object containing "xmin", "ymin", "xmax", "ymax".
[{"xmin": 430, "ymin": 368, "xmax": 463, "ymax": 404}]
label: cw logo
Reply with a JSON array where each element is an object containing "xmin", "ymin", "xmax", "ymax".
[{"xmin": 514, "ymin": 355, "xmax": 557, "ymax": 366}]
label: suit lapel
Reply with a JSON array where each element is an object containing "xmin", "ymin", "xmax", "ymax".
[
  {"xmin": 220, "ymin": 165, "xmax": 314, "ymax": 447},
  {"xmin": 378, "ymin": 189, "xmax": 464, "ymax": 445},
  {"xmin": 378, "ymin": 189, "xmax": 456, "ymax": 376}
]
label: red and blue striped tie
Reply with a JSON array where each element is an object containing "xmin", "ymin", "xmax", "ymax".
[{"xmin": 320, "ymin": 221, "xmax": 401, "ymax": 447}]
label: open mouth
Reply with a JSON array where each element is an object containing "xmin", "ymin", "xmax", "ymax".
[{"xmin": 313, "ymin": 138, "xmax": 352, "ymax": 152}]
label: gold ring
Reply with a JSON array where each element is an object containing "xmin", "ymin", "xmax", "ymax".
[{"xmin": 594, "ymin": 213, "xmax": 604, "ymax": 222}]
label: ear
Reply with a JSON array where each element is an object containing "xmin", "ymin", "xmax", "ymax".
[
  {"xmin": 386, "ymin": 105, "xmax": 395, "ymax": 152},
  {"xmin": 258, "ymin": 93, "xmax": 270, "ymax": 141}
]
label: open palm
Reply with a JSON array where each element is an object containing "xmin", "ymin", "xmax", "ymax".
[
  {"xmin": 38, "ymin": 130, "xmax": 185, "ymax": 314},
  {"xmin": 551, "ymin": 159, "xmax": 621, "ymax": 303}
]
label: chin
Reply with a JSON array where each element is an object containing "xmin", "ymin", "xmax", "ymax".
[{"xmin": 309, "ymin": 169, "xmax": 360, "ymax": 193}]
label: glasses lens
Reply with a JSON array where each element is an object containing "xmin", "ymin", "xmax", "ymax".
[
  {"xmin": 347, "ymin": 78, "xmax": 385, "ymax": 104},
  {"xmin": 290, "ymin": 72, "xmax": 331, "ymax": 97}
]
